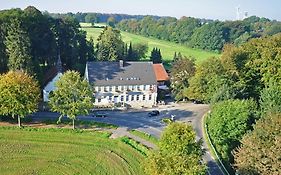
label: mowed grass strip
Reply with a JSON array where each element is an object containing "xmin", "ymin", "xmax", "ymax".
[
  {"xmin": 82, "ymin": 27, "xmax": 220, "ymax": 63},
  {"xmin": 0, "ymin": 127, "xmax": 145, "ymax": 175},
  {"xmin": 129, "ymin": 130, "xmax": 159, "ymax": 146}
]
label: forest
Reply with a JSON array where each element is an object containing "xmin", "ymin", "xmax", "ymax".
[
  {"xmin": 117, "ymin": 16, "xmax": 281, "ymax": 52},
  {"xmin": 0, "ymin": 6, "xmax": 95, "ymax": 86}
]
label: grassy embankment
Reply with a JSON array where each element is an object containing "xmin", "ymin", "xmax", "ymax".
[
  {"xmin": 81, "ymin": 26, "xmax": 220, "ymax": 64},
  {"xmin": 0, "ymin": 127, "xmax": 146, "ymax": 175}
]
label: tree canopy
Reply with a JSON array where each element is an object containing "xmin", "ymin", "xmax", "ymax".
[
  {"xmin": 0, "ymin": 71, "xmax": 40, "ymax": 127},
  {"xmin": 0, "ymin": 6, "xmax": 94, "ymax": 85},
  {"xmin": 150, "ymin": 47, "xmax": 162, "ymax": 64},
  {"xmin": 48, "ymin": 71, "xmax": 93, "ymax": 129},
  {"xmin": 170, "ymin": 56, "xmax": 196, "ymax": 101},
  {"xmin": 145, "ymin": 122, "xmax": 206, "ymax": 175},
  {"xmin": 96, "ymin": 27, "xmax": 124, "ymax": 61},
  {"xmin": 5, "ymin": 18, "xmax": 33, "ymax": 74},
  {"xmin": 117, "ymin": 15, "xmax": 281, "ymax": 52},
  {"xmin": 234, "ymin": 113, "xmax": 281, "ymax": 175},
  {"xmin": 207, "ymin": 99, "xmax": 257, "ymax": 169}
]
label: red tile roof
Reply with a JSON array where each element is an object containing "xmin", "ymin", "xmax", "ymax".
[{"xmin": 153, "ymin": 64, "xmax": 169, "ymax": 81}]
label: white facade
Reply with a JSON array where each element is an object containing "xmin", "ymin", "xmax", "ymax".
[
  {"xmin": 43, "ymin": 73, "xmax": 63, "ymax": 102},
  {"xmin": 94, "ymin": 84, "xmax": 157, "ymax": 108}
]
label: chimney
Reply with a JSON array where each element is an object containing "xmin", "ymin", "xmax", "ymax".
[{"xmin": 119, "ymin": 60, "xmax": 124, "ymax": 68}]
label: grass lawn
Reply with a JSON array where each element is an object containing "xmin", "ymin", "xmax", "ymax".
[
  {"xmin": 81, "ymin": 27, "xmax": 220, "ymax": 63},
  {"xmin": 129, "ymin": 129, "xmax": 159, "ymax": 146},
  {"xmin": 0, "ymin": 127, "xmax": 145, "ymax": 175}
]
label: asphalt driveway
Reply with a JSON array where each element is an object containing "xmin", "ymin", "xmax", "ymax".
[{"xmin": 32, "ymin": 102, "xmax": 224, "ymax": 175}]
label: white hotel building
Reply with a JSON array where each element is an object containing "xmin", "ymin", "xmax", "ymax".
[{"xmin": 85, "ymin": 60, "xmax": 157, "ymax": 108}]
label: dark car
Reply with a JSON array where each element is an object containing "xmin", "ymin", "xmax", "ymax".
[
  {"xmin": 92, "ymin": 112, "xmax": 107, "ymax": 118},
  {"xmin": 148, "ymin": 110, "xmax": 160, "ymax": 117}
]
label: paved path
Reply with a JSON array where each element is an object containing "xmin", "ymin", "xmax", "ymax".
[
  {"xmin": 110, "ymin": 127, "xmax": 157, "ymax": 149},
  {"xmin": 32, "ymin": 103, "xmax": 224, "ymax": 175}
]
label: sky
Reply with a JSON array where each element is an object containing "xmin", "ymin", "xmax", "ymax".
[{"xmin": 1, "ymin": 0, "xmax": 280, "ymax": 21}]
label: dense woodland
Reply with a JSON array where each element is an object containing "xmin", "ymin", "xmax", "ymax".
[
  {"xmin": 117, "ymin": 16, "xmax": 281, "ymax": 52},
  {"xmin": 0, "ymin": 6, "xmax": 95, "ymax": 86},
  {"xmin": 46, "ymin": 12, "xmax": 160, "ymax": 26},
  {"xmin": 0, "ymin": 7, "xmax": 163, "ymax": 86},
  {"xmin": 169, "ymin": 33, "xmax": 281, "ymax": 174}
]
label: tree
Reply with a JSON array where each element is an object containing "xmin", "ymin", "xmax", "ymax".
[
  {"xmin": 126, "ymin": 42, "xmax": 133, "ymax": 61},
  {"xmin": 126, "ymin": 42, "xmax": 148, "ymax": 61},
  {"xmin": 150, "ymin": 47, "xmax": 162, "ymax": 63},
  {"xmin": 145, "ymin": 122, "xmax": 206, "ymax": 175},
  {"xmin": 0, "ymin": 24, "xmax": 8, "ymax": 73},
  {"xmin": 173, "ymin": 52, "xmax": 183, "ymax": 62},
  {"xmin": 5, "ymin": 19, "xmax": 33, "ymax": 73},
  {"xmin": 132, "ymin": 43, "xmax": 148, "ymax": 60},
  {"xmin": 207, "ymin": 99, "xmax": 257, "ymax": 168},
  {"xmin": 186, "ymin": 57, "xmax": 227, "ymax": 102},
  {"xmin": 259, "ymin": 83, "xmax": 281, "ymax": 116},
  {"xmin": 0, "ymin": 71, "xmax": 40, "ymax": 127},
  {"xmin": 107, "ymin": 16, "xmax": 116, "ymax": 27},
  {"xmin": 170, "ymin": 57, "xmax": 196, "ymax": 101},
  {"xmin": 234, "ymin": 113, "xmax": 281, "ymax": 175},
  {"xmin": 96, "ymin": 27, "xmax": 124, "ymax": 61},
  {"xmin": 189, "ymin": 21, "xmax": 227, "ymax": 51},
  {"xmin": 85, "ymin": 13, "xmax": 97, "ymax": 25},
  {"xmin": 48, "ymin": 71, "xmax": 93, "ymax": 129}
]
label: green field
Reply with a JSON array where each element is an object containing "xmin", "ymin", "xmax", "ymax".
[
  {"xmin": 0, "ymin": 127, "xmax": 145, "ymax": 175},
  {"xmin": 82, "ymin": 27, "xmax": 220, "ymax": 63}
]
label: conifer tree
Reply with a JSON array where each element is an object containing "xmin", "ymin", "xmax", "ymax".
[
  {"xmin": 150, "ymin": 47, "xmax": 162, "ymax": 63},
  {"xmin": 5, "ymin": 19, "xmax": 33, "ymax": 73}
]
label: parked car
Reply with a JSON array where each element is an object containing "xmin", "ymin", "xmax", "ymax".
[
  {"xmin": 92, "ymin": 112, "xmax": 107, "ymax": 118},
  {"xmin": 148, "ymin": 110, "xmax": 160, "ymax": 117}
]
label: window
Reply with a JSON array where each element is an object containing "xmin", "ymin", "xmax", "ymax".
[
  {"xmin": 115, "ymin": 86, "xmax": 118, "ymax": 91},
  {"xmin": 131, "ymin": 95, "xmax": 135, "ymax": 101},
  {"xmin": 109, "ymin": 96, "xmax": 112, "ymax": 101},
  {"xmin": 136, "ymin": 95, "xmax": 139, "ymax": 101},
  {"xmin": 143, "ymin": 95, "xmax": 146, "ymax": 101},
  {"xmin": 126, "ymin": 95, "xmax": 129, "ymax": 101},
  {"xmin": 120, "ymin": 96, "xmax": 124, "ymax": 102},
  {"xmin": 149, "ymin": 95, "xmax": 152, "ymax": 100},
  {"xmin": 105, "ymin": 86, "xmax": 109, "ymax": 92},
  {"xmin": 132, "ymin": 86, "xmax": 135, "ymax": 91},
  {"xmin": 109, "ymin": 86, "xmax": 112, "ymax": 91},
  {"xmin": 98, "ymin": 86, "xmax": 101, "ymax": 92},
  {"xmin": 98, "ymin": 99, "xmax": 101, "ymax": 103}
]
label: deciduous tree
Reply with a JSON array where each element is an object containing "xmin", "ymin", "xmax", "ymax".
[
  {"xmin": 207, "ymin": 99, "xmax": 257, "ymax": 168},
  {"xmin": 234, "ymin": 113, "xmax": 281, "ymax": 175},
  {"xmin": 171, "ymin": 56, "xmax": 196, "ymax": 101},
  {"xmin": 0, "ymin": 71, "xmax": 40, "ymax": 127},
  {"xmin": 48, "ymin": 71, "xmax": 93, "ymax": 129},
  {"xmin": 145, "ymin": 122, "xmax": 206, "ymax": 175}
]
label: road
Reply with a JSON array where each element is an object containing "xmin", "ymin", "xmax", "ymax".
[{"xmin": 32, "ymin": 103, "xmax": 224, "ymax": 175}]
